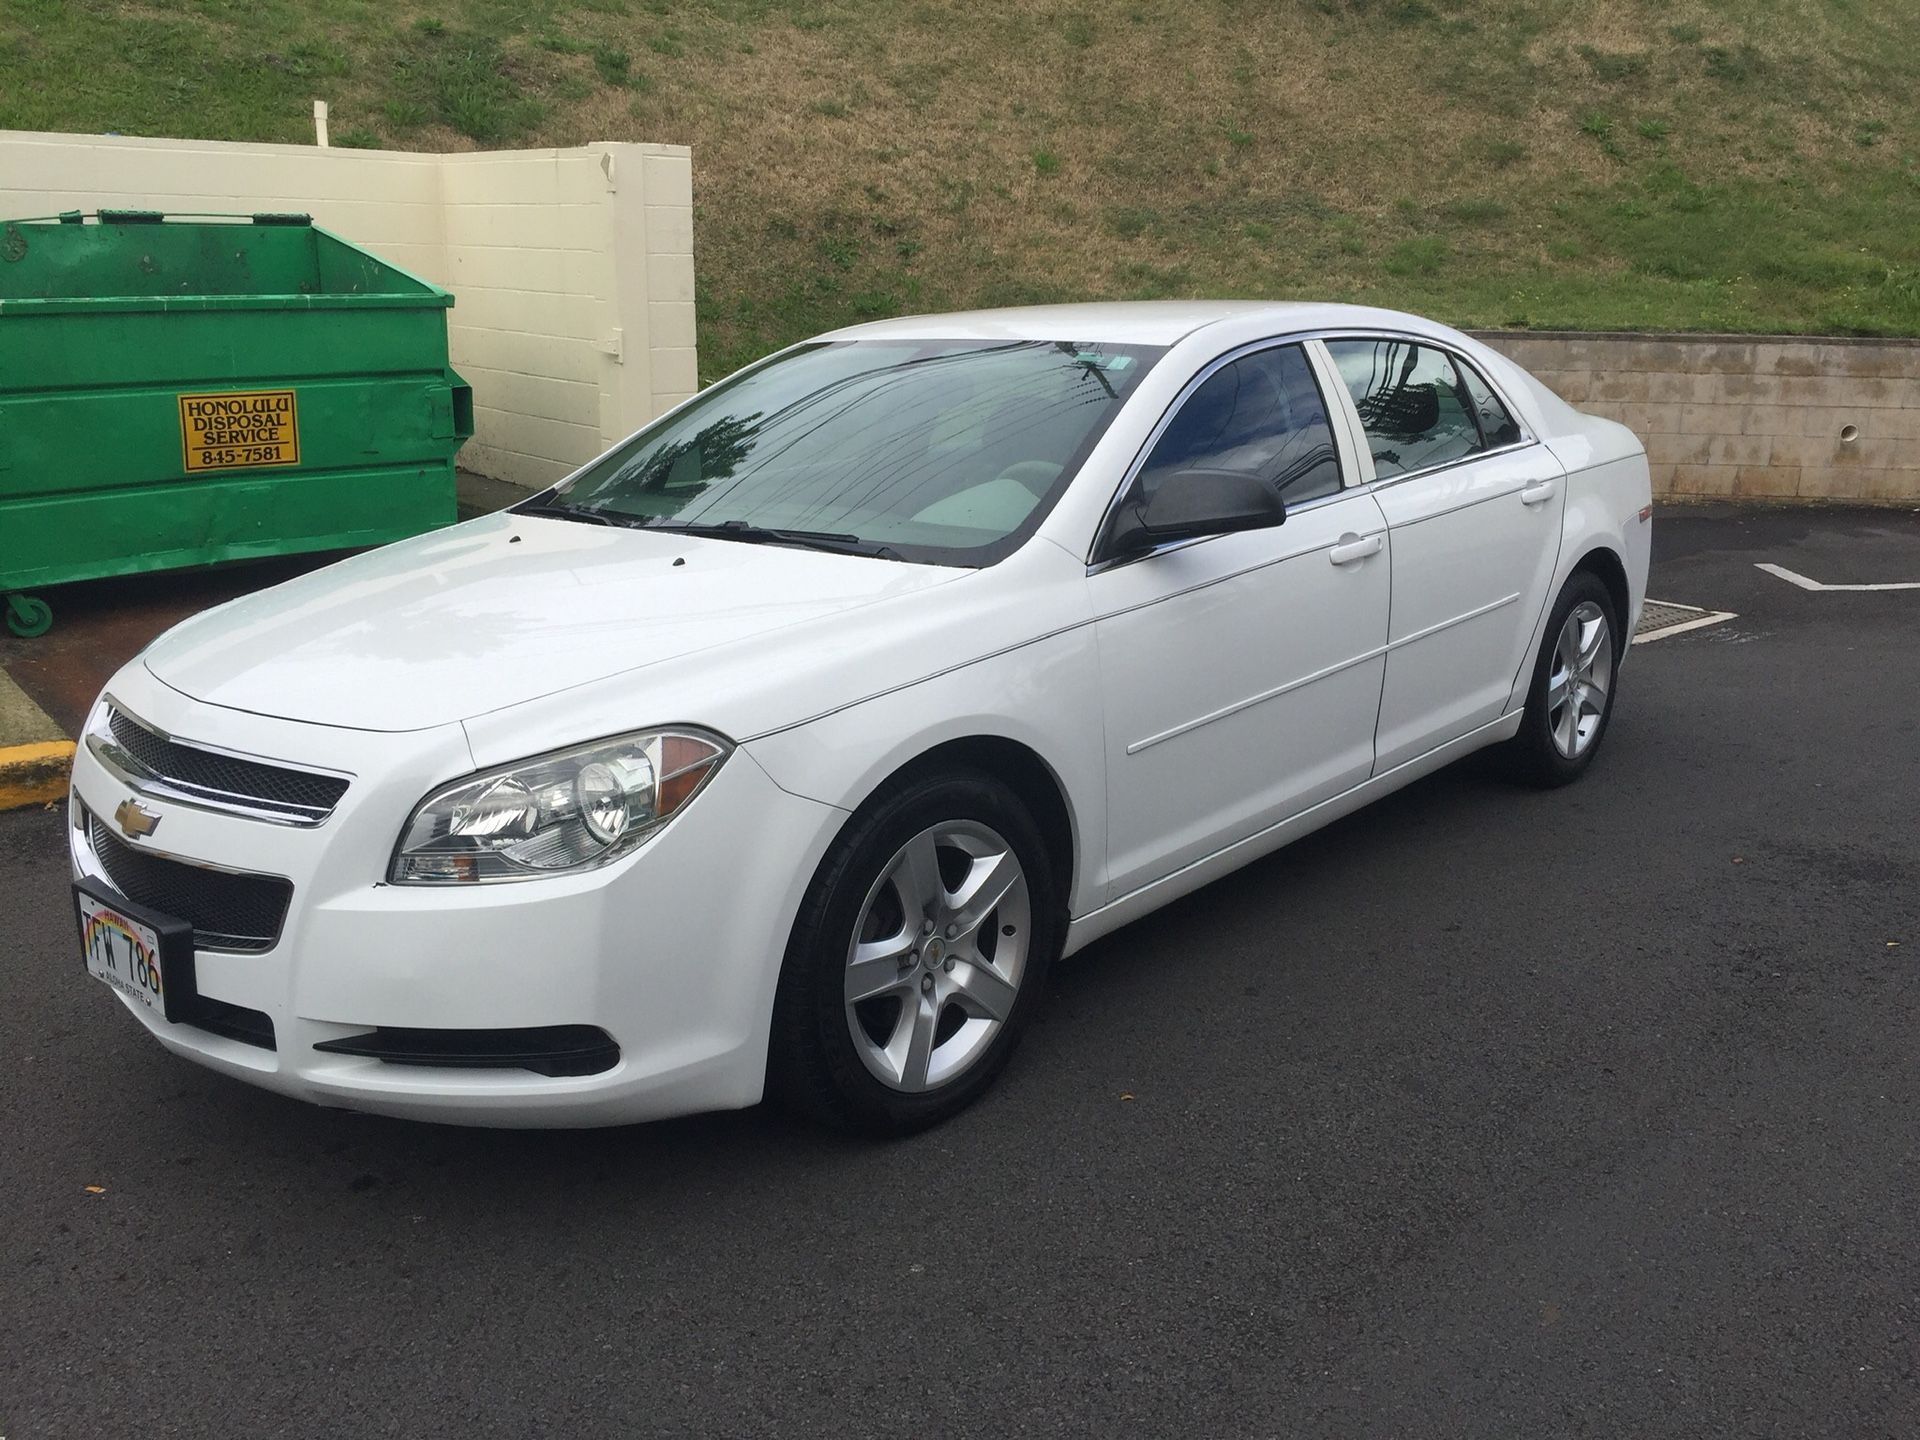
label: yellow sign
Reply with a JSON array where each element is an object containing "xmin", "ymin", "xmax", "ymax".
[{"xmin": 178, "ymin": 389, "xmax": 300, "ymax": 473}]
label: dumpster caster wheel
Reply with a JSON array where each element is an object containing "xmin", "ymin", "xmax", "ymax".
[{"xmin": 5, "ymin": 594, "xmax": 52, "ymax": 638}]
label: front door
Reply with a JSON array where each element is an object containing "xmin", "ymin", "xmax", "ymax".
[{"xmin": 1090, "ymin": 342, "xmax": 1392, "ymax": 900}]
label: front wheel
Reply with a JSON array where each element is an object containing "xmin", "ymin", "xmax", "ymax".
[
  {"xmin": 1502, "ymin": 571, "xmax": 1621, "ymax": 787},
  {"xmin": 769, "ymin": 769, "xmax": 1061, "ymax": 1136}
]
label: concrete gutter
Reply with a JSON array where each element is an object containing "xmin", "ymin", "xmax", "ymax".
[{"xmin": 0, "ymin": 669, "xmax": 71, "ymax": 811}]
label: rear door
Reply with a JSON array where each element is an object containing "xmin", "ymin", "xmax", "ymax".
[
  {"xmin": 1090, "ymin": 341, "xmax": 1391, "ymax": 899},
  {"xmin": 1321, "ymin": 337, "xmax": 1566, "ymax": 773}
]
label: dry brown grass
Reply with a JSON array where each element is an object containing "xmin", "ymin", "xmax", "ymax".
[
  {"xmin": 553, "ymin": 1, "xmax": 1914, "ymax": 371},
  {"xmin": 6, "ymin": 0, "xmax": 1917, "ymax": 370}
]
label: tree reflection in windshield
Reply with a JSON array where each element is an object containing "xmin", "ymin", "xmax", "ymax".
[
  {"xmin": 624, "ymin": 413, "xmax": 765, "ymax": 509},
  {"xmin": 552, "ymin": 338, "xmax": 1166, "ymax": 567}
]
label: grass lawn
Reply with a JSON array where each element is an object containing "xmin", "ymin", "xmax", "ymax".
[{"xmin": 4, "ymin": 0, "xmax": 1918, "ymax": 381}]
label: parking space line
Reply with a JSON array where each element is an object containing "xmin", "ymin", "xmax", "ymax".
[{"xmin": 1756, "ymin": 562, "xmax": 1920, "ymax": 592}]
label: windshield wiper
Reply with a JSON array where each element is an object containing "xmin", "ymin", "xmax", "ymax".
[
  {"xmin": 520, "ymin": 507, "xmax": 903, "ymax": 558},
  {"xmin": 515, "ymin": 499, "xmax": 654, "ymax": 529},
  {"xmin": 649, "ymin": 519, "xmax": 900, "ymax": 558},
  {"xmin": 516, "ymin": 498, "xmax": 613, "ymax": 526}
]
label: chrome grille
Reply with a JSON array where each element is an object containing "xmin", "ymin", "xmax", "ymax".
[
  {"xmin": 91, "ymin": 703, "xmax": 349, "ymax": 826},
  {"xmin": 85, "ymin": 806, "xmax": 293, "ymax": 953}
]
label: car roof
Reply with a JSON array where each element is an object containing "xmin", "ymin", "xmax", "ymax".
[{"xmin": 814, "ymin": 299, "xmax": 1462, "ymax": 348}]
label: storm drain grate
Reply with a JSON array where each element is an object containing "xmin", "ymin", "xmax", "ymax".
[
  {"xmin": 1636, "ymin": 600, "xmax": 1703, "ymax": 636},
  {"xmin": 1634, "ymin": 598, "xmax": 1738, "ymax": 644}
]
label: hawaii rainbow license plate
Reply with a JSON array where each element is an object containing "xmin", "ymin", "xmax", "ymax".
[{"xmin": 76, "ymin": 881, "xmax": 191, "ymax": 1021}]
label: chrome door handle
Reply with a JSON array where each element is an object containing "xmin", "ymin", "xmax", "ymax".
[
  {"xmin": 1328, "ymin": 533, "xmax": 1383, "ymax": 566},
  {"xmin": 1519, "ymin": 480, "xmax": 1559, "ymax": 506}
]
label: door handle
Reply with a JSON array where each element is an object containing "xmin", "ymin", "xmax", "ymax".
[
  {"xmin": 1519, "ymin": 480, "xmax": 1559, "ymax": 506},
  {"xmin": 1328, "ymin": 533, "xmax": 1383, "ymax": 566}
]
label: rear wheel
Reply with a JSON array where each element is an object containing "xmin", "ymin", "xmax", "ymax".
[
  {"xmin": 1503, "ymin": 571, "xmax": 1620, "ymax": 787},
  {"xmin": 769, "ymin": 769, "xmax": 1060, "ymax": 1135}
]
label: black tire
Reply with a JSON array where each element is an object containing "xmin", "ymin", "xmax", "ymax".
[
  {"xmin": 1502, "ymin": 570, "xmax": 1622, "ymax": 788},
  {"xmin": 768, "ymin": 768, "xmax": 1062, "ymax": 1136}
]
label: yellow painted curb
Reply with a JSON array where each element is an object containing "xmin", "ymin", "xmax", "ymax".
[{"xmin": 0, "ymin": 739, "xmax": 76, "ymax": 811}]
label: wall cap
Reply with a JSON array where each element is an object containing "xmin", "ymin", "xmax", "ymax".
[{"xmin": 1466, "ymin": 329, "xmax": 1920, "ymax": 349}]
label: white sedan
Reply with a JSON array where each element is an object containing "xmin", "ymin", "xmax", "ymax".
[{"xmin": 71, "ymin": 301, "xmax": 1649, "ymax": 1133}]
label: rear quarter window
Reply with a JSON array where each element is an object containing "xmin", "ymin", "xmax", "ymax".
[
  {"xmin": 1456, "ymin": 360, "xmax": 1524, "ymax": 448},
  {"xmin": 1325, "ymin": 338, "xmax": 1482, "ymax": 479}
]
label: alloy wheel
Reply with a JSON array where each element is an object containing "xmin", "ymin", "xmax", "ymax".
[
  {"xmin": 843, "ymin": 820, "xmax": 1031, "ymax": 1093},
  {"xmin": 1548, "ymin": 600, "xmax": 1613, "ymax": 759}
]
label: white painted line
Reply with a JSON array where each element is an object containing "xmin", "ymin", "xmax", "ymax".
[
  {"xmin": 1755, "ymin": 563, "xmax": 1823, "ymax": 591},
  {"xmin": 1643, "ymin": 597, "xmax": 1706, "ymax": 614},
  {"xmin": 1755, "ymin": 562, "xmax": 1920, "ymax": 593},
  {"xmin": 1633, "ymin": 610, "xmax": 1738, "ymax": 644}
]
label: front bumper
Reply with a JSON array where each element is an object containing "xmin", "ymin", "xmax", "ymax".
[{"xmin": 69, "ymin": 665, "xmax": 844, "ymax": 1127}]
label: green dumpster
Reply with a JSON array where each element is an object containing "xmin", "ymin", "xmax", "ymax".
[{"xmin": 0, "ymin": 211, "xmax": 473, "ymax": 637}]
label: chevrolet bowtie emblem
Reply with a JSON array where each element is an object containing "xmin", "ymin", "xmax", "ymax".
[{"xmin": 114, "ymin": 797, "xmax": 162, "ymax": 840}]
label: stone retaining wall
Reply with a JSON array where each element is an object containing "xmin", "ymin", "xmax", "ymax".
[{"xmin": 1471, "ymin": 332, "xmax": 1920, "ymax": 503}]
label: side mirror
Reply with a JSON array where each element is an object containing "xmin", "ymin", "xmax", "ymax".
[{"xmin": 1106, "ymin": 467, "xmax": 1287, "ymax": 557}]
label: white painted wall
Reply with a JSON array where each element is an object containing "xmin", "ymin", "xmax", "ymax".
[{"xmin": 0, "ymin": 129, "xmax": 695, "ymax": 488}]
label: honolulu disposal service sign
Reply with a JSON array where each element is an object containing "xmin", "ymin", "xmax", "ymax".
[{"xmin": 177, "ymin": 389, "xmax": 300, "ymax": 473}]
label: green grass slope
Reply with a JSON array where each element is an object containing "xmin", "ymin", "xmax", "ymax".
[{"xmin": 5, "ymin": 0, "xmax": 1919, "ymax": 379}]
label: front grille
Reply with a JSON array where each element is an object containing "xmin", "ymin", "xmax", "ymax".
[
  {"xmin": 105, "ymin": 705, "xmax": 348, "ymax": 825},
  {"xmin": 86, "ymin": 808, "xmax": 293, "ymax": 953}
]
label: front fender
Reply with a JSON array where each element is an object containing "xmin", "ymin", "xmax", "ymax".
[{"xmin": 742, "ymin": 624, "xmax": 1108, "ymax": 917}]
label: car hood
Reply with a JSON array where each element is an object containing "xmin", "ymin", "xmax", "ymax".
[{"xmin": 142, "ymin": 512, "xmax": 966, "ymax": 732}]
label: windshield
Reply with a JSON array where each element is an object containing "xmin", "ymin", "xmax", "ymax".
[{"xmin": 546, "ymin": 338, "xmax": 1166, "ymax": 565}]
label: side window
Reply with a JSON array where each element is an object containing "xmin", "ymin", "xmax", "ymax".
[
  {"xmin": 1135, "ymin": 344, "xmax": 1343, "ymax": 507},
  {"xmin": 1325, "ymin": 338, "xmax": 1482, "ymax": 480},
  {"xmin": 1457, "ymin": 359, "xmax": 1523, "ymax": 447}
]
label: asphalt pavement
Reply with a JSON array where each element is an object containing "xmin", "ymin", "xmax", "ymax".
[{"xmin": 4, "ymin": 503, "xmax": 1918, "ymax": 1438}]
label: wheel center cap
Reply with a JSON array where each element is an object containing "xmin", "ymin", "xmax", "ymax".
[{"xmin": 923, "ymin": 937, "xmax": 945, "ymax": 969}]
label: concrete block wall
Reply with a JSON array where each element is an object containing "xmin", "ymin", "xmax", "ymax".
[
  {"xmin": 437, "ymin": 148, "xmax": 623, "ymax": 487},
  {"xmin": 1475, "ymin": 332, "xmax": 1920, "ymax": 503},
  {"xmin": 0, "ymin": 129, "xmax": 695, "ymax": 489}
]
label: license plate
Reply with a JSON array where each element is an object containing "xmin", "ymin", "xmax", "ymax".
[{"xmin": 75, "ymin": 881, "xmax": 193, "ymax": 1022}]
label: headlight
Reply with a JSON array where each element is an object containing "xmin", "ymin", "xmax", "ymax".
[{"xmin": 390, "ymin": 728, "xmax": 730, "ymax": 884}]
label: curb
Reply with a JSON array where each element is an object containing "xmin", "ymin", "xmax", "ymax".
[
  {"xmin": 0, "ymin": 670, "xmax": 72, "ymax": 812},
  {"xmin": 0, "ymin": 738, "xmax": 75, "ymax": 811}
]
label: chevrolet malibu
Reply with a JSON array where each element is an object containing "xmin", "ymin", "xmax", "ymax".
[{"xmin": 71, "ymin": 302, "xmax": 1650, "ymax": 1134}]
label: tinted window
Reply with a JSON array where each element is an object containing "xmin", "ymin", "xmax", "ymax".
[
  {"xmin": 1326, "ymin": 338, "xmax": 1482, "ymax": 479},
  {"xmin": 554, "ymin": 338, "xmax": 1163, "ymax": 567},
  {"xmin": 1136, "ymin": 344, "xmax": 1343, "ymax": 507},
  {"xmin": 1459, "ymin": 360, "xmax": 1523, "ymax": 447}
]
